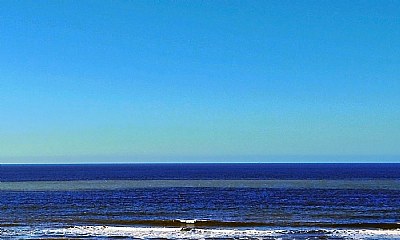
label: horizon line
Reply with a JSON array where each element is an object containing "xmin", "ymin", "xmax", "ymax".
[
  {"xmin": 1, "ymin": 162, "xmax": 400, "ymax": 165},
  {"xmin": 1, "ymin": 155, "xmax": 399, "ymax": 164}
]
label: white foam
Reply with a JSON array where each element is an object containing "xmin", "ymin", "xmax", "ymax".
[
  {"xmin": 42, "ymin": 226, "xmax": 281, "ymax": 239},
  {"xmin": 331, "ymin": 229, "xmax": 400, "ymax": 239},
  {"xmin": 176, "ymin": 219, "xmax": 206, "ymax": 224},
  {"xmin": 44, "ymin": 226, "xmax": 400, "ymax": 239},
  {"xmin": 3, "ymin": 226, "xmax": 400, "ymax": 239}
]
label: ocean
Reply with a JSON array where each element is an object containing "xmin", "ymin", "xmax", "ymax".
[{"xmin": 0, "ymin": 163, "xmax": 399, "ymax": 239}]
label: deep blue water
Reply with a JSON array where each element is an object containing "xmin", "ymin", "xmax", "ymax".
[
  {"xmin": 1, "ymin": 163, "xmax": 400, "ymax": 181},
  {"xmin": 0, "ymin": 164, "xmax": 400, "ymax": 239}
]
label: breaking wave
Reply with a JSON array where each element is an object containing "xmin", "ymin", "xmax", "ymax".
[{"xmin": 2, "ymin": 225, "xmax": 400, "ymax": 239}]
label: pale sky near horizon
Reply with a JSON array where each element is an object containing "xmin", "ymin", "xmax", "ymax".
[{"xmin": 1, "ymin": 1, "xmax": 399, "ymax": 163}]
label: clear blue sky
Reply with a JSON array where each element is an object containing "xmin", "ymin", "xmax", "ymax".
[{"xmin": 1, "ymin": 0, "xmax": 399, "ymax": 163}]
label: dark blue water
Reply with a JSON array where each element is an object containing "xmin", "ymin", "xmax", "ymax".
[
  {"xmin": 1, "ymin": 163, "xmax": 400, "ymax": 181},
  {"xmin": 1, "ymin": 164, "xmax": 400, "ymax": 239}
]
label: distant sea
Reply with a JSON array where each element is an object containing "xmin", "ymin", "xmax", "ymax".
[{"xmin": 0, "ymin": 163, "xmax": 399, "ymax": 239}]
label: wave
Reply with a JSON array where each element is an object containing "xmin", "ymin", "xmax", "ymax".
[
  {"xmin": 63, "ymin": 219, "xmax": 400, "ymax": 230},
  {"xmin": 2, "ymin": 225, "xmax": 400, "ymax": 239},
  {"xmin": 1, "ymin": 179, "xmax": 400, "ymax": 191}
]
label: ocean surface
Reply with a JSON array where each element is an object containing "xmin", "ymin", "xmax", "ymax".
[{"xmin": 0, "ymin": 163, "xmax": 399, "ymax": 239}]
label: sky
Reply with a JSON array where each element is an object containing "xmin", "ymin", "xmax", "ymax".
[{"xmin": 0, "ymin": 0, "xmax": 399, "ymax": 163}]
